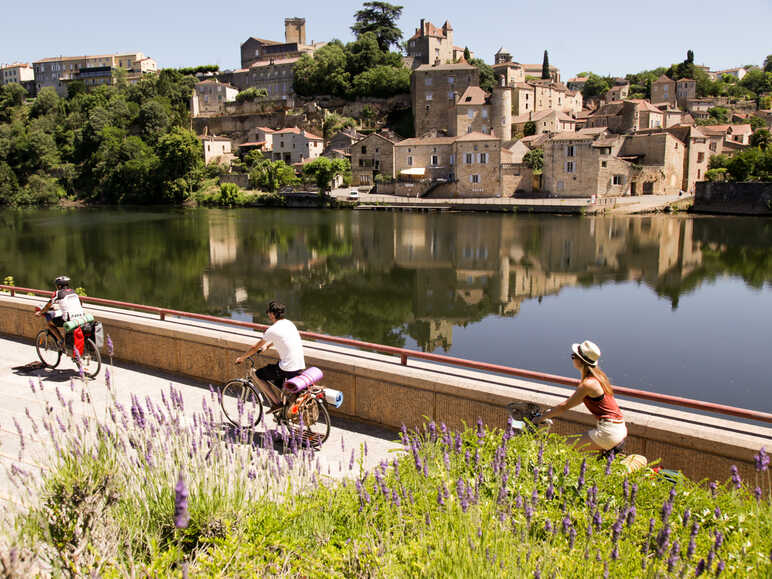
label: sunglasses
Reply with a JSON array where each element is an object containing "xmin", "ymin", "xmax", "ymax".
[{"xmin": 570, "ymin": 353, "xmax": 580, "ymax": 361}]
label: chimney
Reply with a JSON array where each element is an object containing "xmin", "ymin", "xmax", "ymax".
[{"xmin": 420, "ymin": 18, "xmax": 425, "ymax": 34}]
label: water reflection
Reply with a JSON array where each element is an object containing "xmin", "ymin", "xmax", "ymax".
[{"xmin": 196, "ymin": 211, "xmax": 738, "ymax": 352}]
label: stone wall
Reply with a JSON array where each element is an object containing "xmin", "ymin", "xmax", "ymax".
[
  {"xmin": 693, "ymin": 182, "xmax": 772, "ymax": 215},
  {"xmin": 1, "ymin": 293, "xmax": 768, "ymax": 483}
]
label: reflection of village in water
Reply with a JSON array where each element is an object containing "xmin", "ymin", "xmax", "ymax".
[{"xmin": 201, "ymin": 211, "xmax": 705, "ymax": 351}]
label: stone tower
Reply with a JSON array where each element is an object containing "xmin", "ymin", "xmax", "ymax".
[
  {"xmin": 493, "ymin": 77, "xmax": 512, "ymax": 141},
  {"xmin": 284, "ymin": 17, "xmax": 306, "ymax": 46}
]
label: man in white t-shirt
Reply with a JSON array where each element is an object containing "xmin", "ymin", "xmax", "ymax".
[{"xmin": 235, "ymin": 301, "xmax": 305, "ymax": 410}]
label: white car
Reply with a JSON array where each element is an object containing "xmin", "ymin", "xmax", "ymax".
[{"xmin": 348, "ymin": 189, "xmax": 360, "ymax": 200}]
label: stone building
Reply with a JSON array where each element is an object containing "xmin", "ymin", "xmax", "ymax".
[
  {"xmin": 586, "ymin": 100, "xmax": 664, "ymax": 133},
  {"xmin": 201, "ymin": 135, "xmax": 234, "ymax": 165},
  {"xmin": 0, "ymin": 63, "xmax": 34, "ymax": 86},
  {"xmin": 451, "ymin": 84, "xmax": 512, "ymax": 140},
  {"xmin": 522, "ymin": 63, "xmax": 560, "ymax": 83},
  {"xmin": 323, "ymin": 127, "xmax": 365, "ymax": 159},
  {"xmin": 676, "ymin": 78, "xmax": 696, "ymax": 109},
  {"xmin": 512, "ymin": 109, "xmax": 576, "ymax": 135},
  {"xmin": 192, "ymin": 79, "xmax": 238, "ymax": 116},
  {"xmin": 32, "ymin": 52, "xmax": 156, "ymax": 95},
  {"xmin": 411, "ymin": 62, "xmax": 479, "ymax": 137},
  {"xmin": 454, "ymin": 133, "xmax": 502, "ymax": 196},
  {"xmin": 511, "ymin": 80, "xmax": 582, "ymax": 117},
  {"xmin": 638, "ymin": 125, "xmax": 708, "ymax": 193},
  {"xmin": 406, "ymin": 19, "xmax": 466, "ymax": 68},
  {"xmin": 492, "ymin": 49, "xmax": 525, "ymax": 86},
  {"xmin": 269, "ymin": 127, "xmax": 323, "ymax": 164},
  {"xmin": 542, "ymin": 129, "xmax": 685, "ymax": 197},
  {"xmin": 240, "ymin": 18, "xmax": 323, "ymax": 69},
  {"xmin": 651, "ymin": 75, "xmax": 676, "ymax": 106},
  {"xmin": 351, "ymin": 132, "xmax": 401, "ymax": 187},
  {"xmin": 605, "ymin": 80, "xmax": 630, "ymax": 103}
]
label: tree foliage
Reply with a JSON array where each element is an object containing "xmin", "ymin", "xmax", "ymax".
[
  {"xmin": 302, "ymin": 157, "xmax": 350, "ymax": 196},
  {"xmin": 350, "ymin": 1, "xmax": 403, "ymax": 52},
  {"xmin": 235, "ymin": 87, "xmax": 268, "ymax": 103},
  {"xmin": 0, "ymin": 70, "xmax": 203, "ymax": 205},
  {"xmin": 293, "ymin": 34, "xmax": 408, "ymax": 99},
  {"xmin": 523, "ymin": 121, "xmax": 536, "ymax": 137},
  {"xmin": 541, "ymin": 50, "xmax": 550, "ymax": 80},
  {"xmin": 469, "ymin": 58, "xmax": 496, "ymax": 93},
  {"xmin": 523, "ymin": 149, "xmax": 543, "ymax": 172},
  {"xmin": 581, "ymin": 73, "xmax": 611, "ymax": 99}
]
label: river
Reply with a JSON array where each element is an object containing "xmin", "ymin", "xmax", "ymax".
[{"xmin": 1, "ymin": 207, "xmax": 770, "ymax": 412}]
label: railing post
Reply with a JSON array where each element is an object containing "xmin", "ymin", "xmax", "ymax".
[
  {"xmin": 10, "ymin": 288, "xmax": 15, "ymax": 297},
  {"xmin": 400, "ymin": 353, "xmax": 408, "ymax": 366},
  {"xmin": 160, "ymin": 311, "xmax": 165, "ymax": 321}
]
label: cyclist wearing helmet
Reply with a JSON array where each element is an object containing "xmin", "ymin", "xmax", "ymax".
[{"xmin": 35, "ymin": 276, "xmax": 85, "ymax": 341}]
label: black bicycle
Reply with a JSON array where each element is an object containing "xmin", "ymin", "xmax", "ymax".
[
  {"xmin": 219, "ymin": 355, "xmax": 331, "ymax": 444},
  {"xmin": 35, "ymin": 327, "xmax": 101, "ymax": 378}
]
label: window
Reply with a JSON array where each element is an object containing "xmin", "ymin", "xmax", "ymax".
[
  {"xmin": 425, "ymin": 105, "xmax": 431, "ymax": 111},
  {"xmin": 361, "ymin": 146, "xmax": 367, "ymax": 154},
  {"xmin": 613, "ymin": 175, "xmax": 624, "ymax": 185},
  {"xmin": 557, "ymin": 181, "xmax": 564, "ymax": 192},
  {"xmin": 566, "ymin": 145, "xmax": 575, "ymax": 157},
  {"xmin": 426, "ymin": 92, "xmax": 433, "ymax": 101},
  {"xmin": 465, "ymin": 153, "xmax": 473, "ymax": 164},
  {"xmin": 601, "ymin": 161, "xmax": 607, "ymax": 168},
  {"xmin": 482, "ymin": 109, "xmax": 489, "ymax": 119},
  {"xmin": 449, "ymin": 154, "xmax": 455, "ymax": 166},
  {"xmin": 697, "ymin": 152, "xmax": 704, "ymax": 163},
  {"xmin": 448, "ymin": 76, "xmax": 455, "ymax": 85},
  {"xmin": 479, "ymin": 153, "xmax": 488, "ymax": 164},
  {"xmin": 360, "ymin": 175, "xmax": 370, "ymax": 185},
  {"xmin": 407, "ymin": 156, "xmax": 413, "ymax": 166},
  {"xmin": 566, "ymin": 161, "xmax": 575, "ymax": 173},
  {"xmin": 470, "ymin": 174, "xmax": 480, "ymax": 183},
  {"xmin": 425, "ymin": 76, "xmax": 432, "ymax": 86},
  {"xmin": 449, "ymin": 91, "xmax": 455, "ymax": 100},
  {"xmin": 431, "ymin": 155, "xmax": 439, "ymax": 166},
  {"xmin": 467, "ymin": 110, "xmax": 474, "ymax": 119}
]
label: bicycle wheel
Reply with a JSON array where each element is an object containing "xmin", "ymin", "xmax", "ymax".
[
  {"xmin": 78, "ymin": 338, "xmax": 101, "ymax": 378},
  {"xmin": 220, "ymin": 380, "xmax": 264, "ymax": 428},
  {"xmin": 298, "ymin": 398, "xmax": 330, "ymax": 444},
  {"xmin": 35, "ymin": 330, "xmax": 61, "ymax": 368}
]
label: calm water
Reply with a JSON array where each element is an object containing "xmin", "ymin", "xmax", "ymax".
[{"xmin": 1, "ymin": 208, "xmax": 770, "ymax": 412}]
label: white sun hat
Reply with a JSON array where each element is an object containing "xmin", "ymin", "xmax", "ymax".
[{"xmin": 572, "ymin": 340, "xmax": 601, "ymax": 367}]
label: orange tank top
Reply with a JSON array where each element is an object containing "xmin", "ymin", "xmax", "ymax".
[{"xmin": 583, "ymin": 392, "xmax": 623, "ymax": 421}]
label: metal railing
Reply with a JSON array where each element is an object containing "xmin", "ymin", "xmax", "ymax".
[{"xmin": 2, "ymin": 284, "xmax": 771, "ymax": 425}]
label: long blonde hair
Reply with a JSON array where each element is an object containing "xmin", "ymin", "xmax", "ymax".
[{"xmin": 581, "ymin": 364, "xmax": 613, "ymax": 396}]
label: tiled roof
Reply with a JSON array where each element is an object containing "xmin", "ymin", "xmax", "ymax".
[
  {"xmin": 255, "ymin": 126, "xmax": 275, "ymax": 133},
  {"xmin": 629, "ymin": 99, "xmax": 664, "ymax": 113},
  {"xmin": 243, "ymin": 37, "xmax": 282, "ymax": 46},
  {"xmin": 396, "ymin": 136, "xmax": 457, "ymax": 146},
  {"xmin": 653, "ymin": 74, "xmax": 675, "ymax": 84},
  {"xmin": 415, "ymin": 62, "xmax": 477, "ymax": 72},
  {"xmin": 249, "ymin": 57, "xmax": 301, "ymax": 68},
  {"xmin": 699, "ymin": 125, "xmax": 730, "ymax": 135},
  {"xmin": 239, "ymin": 141, "xmax": 266, "ymax": 147},
  {"xmin": 728, "ymin": 124, "xmax": 752, "ymax": 135},
  {"xmin": 455, "ymin": 131, "xmax": 500, "ymax": 142},
  {"xmin": 550, "ymin": 132, "xmax": 595, "ymax": 141},
  {"xmin": 456, "ymin": 86, "xmax": 489, "ymax": 105},
  {"xmin": 274, "ymin": 127, "xmax": 323, "ymax": 140},
  {"xmin": 519, "ymin": 134, "xmax": 550, "ymax": 148}
]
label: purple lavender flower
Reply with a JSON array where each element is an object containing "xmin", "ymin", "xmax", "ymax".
[
  {"xmin": 605, "ymin": 453, "xmax": 613, "ymax": 475},
  {"xmin": 425, "ymin": 512, "xmax": 430, "ymax": 526},
  {"xmin": 563, "ymin": 460, "xmax": 570, "ymax": 477},
  {"xmin": 28, "ymin": 379, "xmax": 36, "ymax": 393},
  {"xmin": 593, "ymin": 510, "xmax": 602, "ymax": 530},
  {"xmin": 623, "ymin": 478, "xmax": 630, "ymax": 501},
  {"xmin": 443, "ymin": 450, "xmax": 450, "ymax": 471},
  {"xmin": 428, "ymin": 421, "xmax": 437, "ymax": 442},
  {"xmin": 754, "ymin": 486, "xmax": 762, "ymax": 502},
  {"xmin": 515, "ymin": 457, "xmax": 521, "ymax": 478},
  {"xmin": 437, "ymin": 487, "xmax": 445, "ymax": 506},
  {"xmin": 562, "ymin": 516, "xmax": 572, "ymax": 534},
  {"xmin": 656, "ymin": 524, "xmax": 671, "ymax": 558},
  {"xmin": 714, "ymin": 506, "xmax": 721, "ymax": 519},
  {"xmin": 476, "ymin": 417, "xmax": 484, "ymax": 442},
  {"xmin": 569, "ymin": 527, "xmax": 576, "ymax": 549},
  {"xmin": 661, "ymin": 499, "xmax": 673, "ymax": 523},
  {"xmin": 611, "ymin": 545, "xmax": 619, "ymax": 560},
  {"xmin": 709, "ymin": 481, "xmax": 717, "ymax": 497},
  {"xmin": 714, "ymin": 531, "xmax": 724, "ymax": 551},
  {"xmin": 531, "ymin": 487, "xmax": 539, "ymax": 507},
  {"xmin": 730, "ymin": 465, "xmax": 742, "ymax": 489},
  {"xmin": 755, "ymin": 447, "xmax": 769, "ymax": 472},
  {"xmin": 578, "ymin": 458, "xmax": 587, "ymax": 490},
  {"xmin": 630, "ymin": 482, "xmax": 638, "ymax": 503},
  {"xmin": 695, "ymin": 558, "xmax": 706, "ymax": 576},
  {"xmin": 715, "ymin": 561, "xmax": 725, "ymax": 577},
  {"xmin": 627, "ymin": 506, "xmax": 636, "ymax": 527},
  {"xmin": 106, "ymin": 334, "xmax": 114, "ymax": 357},
  {"xmin": 174, "ymin": 472, "xmax": 190, "ymax": 529},
  {"xmin": 668, "ymin": 540, "xmax": 680, "ymax": 572},
  {"xmin": 546, "ymin": 483, "xmax": 554, "ymax": 501},
  {"xmin": 544, "ymin": 520, "xmax": 553, "ymax": 534}
]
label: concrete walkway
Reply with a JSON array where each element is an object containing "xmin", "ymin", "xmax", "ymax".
[{"xmin": 0, "ymin": 334, "xmax": 401, "ymax": 502}]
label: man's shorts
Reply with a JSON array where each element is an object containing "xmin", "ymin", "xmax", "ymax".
[
  {"xmin": 44, "ymin": 312, "xmax": 64, "ymax": 327},
  {"xmin": 588, "ymin": 420, "xmax": 627, "ymax": 450},
  {"xmin": 255, "ymin": 363, "xmax": 303, "ymax": 389}
]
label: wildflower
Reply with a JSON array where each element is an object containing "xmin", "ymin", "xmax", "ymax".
[
  {"xmin": 715, "ymin": 561, "xmax": 725, "ymax": 577},
  {"xmin": 544, "ymin": 520, "xmax": 552, "ymax": 534},
  {"xmin": 546, "ymin": 483, "xmax": 554, "ymax": 501},
  {"xmin": 656, "ymin": 524, "xmax": 671, "ymax": 558},
  {"xmin": 626, "ymin": 506, "xmax": 636, "ymax": 526},
  {"xmin": 714, "ymin": 531, "xmax": 723, "ymax": 551},
  {"xmin": 428, "ymin": 421, "xmax": 437, "ymax": 442},
  {"xmin": 593, "ymin": 510, "xmax": 602, "ymax": 530},
  {"xmin": 568, "ymin": 527, "xmax": 576, "ymax": 549},
  {"xmin": 729, "ymin": 465, "xmax": 743, "ymax": 490},
  {"xmin": 668, "ymin": 540, "xmax": 680, "ymax": 573},
  {"xmin": 537, "ymin": 442, "xmax": 544, "ymax": 465},
  {"xmin": 28, "ymin": 378, "xmax": 36, "ymax": 393},
  {"xmin": 531, "ymin": 487, "xmax": 539, "ymax": 507},
  {"xmin": 437, "ymin": 487, "xmax": 445, "ymax": 506},
  {"xmin": 661, "ymin": 499, "xmax": 673, "ymax": 523},
  {"xmin": 611, "ymin": 545, "xmax": 619, "ymax": 560},
  {"xmin": 623, "ymin": 478, "xmax": 630, "ymax": 501},
  {"xmin": 754, "ymin": 447, "xmax": 769, "ymax": 472},
  {"xmin": 578, "ymin": 458, "xmax": 587, "ymax": 490},
  {"xmin": 392, "ymin": 490, "xmax": 400, "ymax": 507},
  {"xmin": 563, "ymin": 460, "xmax": 570, "ymax": 477},
  {"xmin": 713, "ymin": 506, "xmax": 721, "ymax": 519},
  {"xmin": 425, "ymin": 512, "xmax": 430, "ymax": 526},
  {"xmin": 709, "ymin": 481, "xmax": 717, "ymax": 497},
  {"xmin": 754, "ymin": 487, "xmax": 762, "ymax": 502},
  {"xmin": 630, "ymin": 482, "xmax": 638, "ymax": 503},
  {"xmin": 107, "ymin": 334, "xmax": 114, "ymax": 357},
  {"xmin": 174, "ymin": 472, "xmax": 190, "ymax": 529},
  {"xmin": 476, "ymin": 417, "xmax": 484, "ymax": 442},
  {"xmin": 515, "ymin": 457, "xmax": 521, "ymax": 478},
  {"xmin": 605, "ymin": 453, "xmax": 613, "ymax": 475},
  {"xmin": 695, "ymin": 558, "xmax": 706, "ymax": 576}
]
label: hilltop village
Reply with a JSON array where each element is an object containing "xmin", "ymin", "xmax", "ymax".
[{"xmin": 2, "ymin": 13, "xmax": 771, "ymax": 205}]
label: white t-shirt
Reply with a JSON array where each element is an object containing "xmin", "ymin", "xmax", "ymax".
[{"xmin": 263, "ymin": 318, "xmax": 305, "ymax": 372}]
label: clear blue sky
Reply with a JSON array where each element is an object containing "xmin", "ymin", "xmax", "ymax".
[{"xmin": 1, "ymin": 0, "xmax": 770, "ymax": 78}]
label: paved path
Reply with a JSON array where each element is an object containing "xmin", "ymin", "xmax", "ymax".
[{"xmin": 0, "ymin": 334, "xmax": 401, "ymax": 503}]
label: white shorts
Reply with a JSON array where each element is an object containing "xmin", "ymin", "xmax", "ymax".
[{"xmin": 588, "ymin": 420, "xmax": 627, "ymax": 450}]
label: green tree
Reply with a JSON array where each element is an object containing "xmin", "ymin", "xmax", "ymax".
[
  {"xmin": 764, "ymin": 55, "xmax": 772, "ymax": 73},
  {"xmin": 463, "ymin": 47, "xmax": 471, "ymax": 62},
  {"xmin": 686, "ymin": 50, "xmax": 694, "ymax": 65},
  {"xmin": 155, "ymin": 127, "xmax": 203, "ymax": 202},
  {"xmin": 523, "ymin": 149, "xmax": 543, "ymax": 172},
  {"xmin": 235, "ymin": 87, "xmax": 268, "ymax": 103},
  {"xmin": 469, "ymin": 58, "xmax": 495, "ymax": 93},
  {"xmin": 581, "ymin": 73, "xmax": 610, "ymax": 99},
  {"xmin": 30, "ymin": 87, "xmax": 60, "ymax": 119},
  {"xmin": 0, "ymin": 161, "xmax": 19, "ymax": 203},
  {"xmin": 293, "ymin": 41, "xmax": 351, "ymax": 97},
  {"xmin": 707, "ymin": 107, "xmax": 729, "ymax": 123},
  {"xmin": 322, "ymin": 112, "xmax": 357, "ymax": 142},
  {"xmin": 0, "ymin": 84, "xmax": 27, "ymax": 122},
  {"xmin": 541, "ymin": 50, "xmax": 550, "ymax": 80},
  {"xmin": 137, "ymin": 98, "xmax": 171, "ymax": 140},
  {"xmin": 748, "ymin": 116, "xmax": 765, "ymax": 131},
  {"xmin": 739, "ymin": 69, "xmax": 772, "ymax": 96},
  {"xmin": 750, "ymin": 128, "xmax": 770, "ymax": 150},
  {"xmin": 302, "ymin": 157, "xmax": 350, "ymax": 197},
  {"xmin": 351, "ymin": 1, "xmax": 404, "ymax": 52},
  {"xmin": 249, "ymin": 159, "xmax": 298, "ymax": 192},
  {"xmin": 523, "ymin": 121, "xmax": 536, "ymax": 137},
  {"xmin": 351, "ymin": 64, "xmax": 410, "ymax": 98}
]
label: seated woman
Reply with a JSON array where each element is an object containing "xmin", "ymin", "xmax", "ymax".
[{"xmin": 535, "ymin": 340, "xmax": 627, "ymax": 452}]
